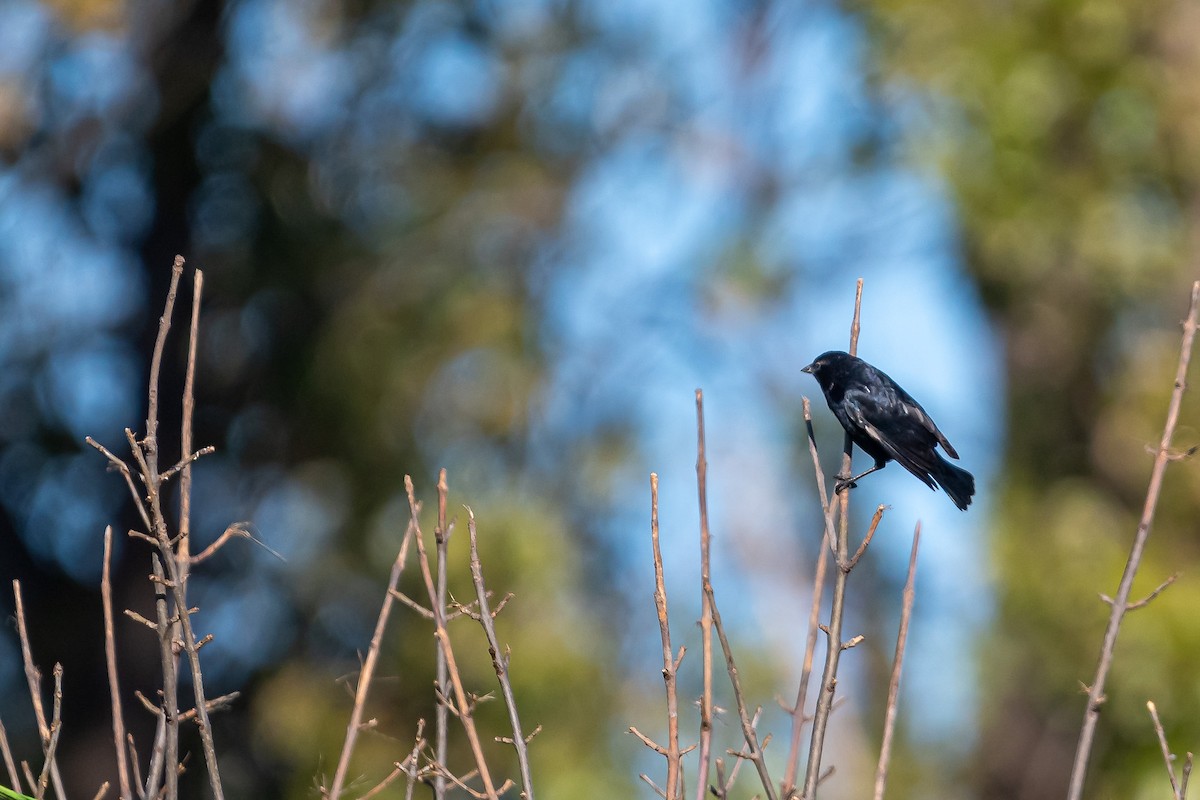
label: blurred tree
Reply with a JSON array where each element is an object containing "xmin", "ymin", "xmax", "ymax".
[
  {"xmin": 855, "ymin": 0, "xmax": 1200, "ymax": 795},
  {"xmin": 0, "ymin": 0, "xmax": 1005, "ymax": 798}
]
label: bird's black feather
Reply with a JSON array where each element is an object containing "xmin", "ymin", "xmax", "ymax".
[{"xmin": 802, "ymin": 350, "xmax": 975, "ymax": 510}]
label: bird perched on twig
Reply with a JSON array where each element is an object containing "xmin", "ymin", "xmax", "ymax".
[{"xmin": 802, "ymin": 350, "xmax": 975, "ymax": 510}]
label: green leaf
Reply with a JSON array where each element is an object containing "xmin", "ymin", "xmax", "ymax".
[{"xmin": 0, "ymin": 786, "xmax": 36, "ymax": 800}]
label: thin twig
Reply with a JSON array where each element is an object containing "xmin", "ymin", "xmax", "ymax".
[
  {"xmin": 85, "ymin": 437, "xmax": 153, "ymax": 535},
  {"xmin": 1148, "ymin": 701, "xmax": 1183, "ymax": 800},
  {"xmin": 435, "ymin": 469, "xmax": 450, "ymax": 800},
  {"xmin": 188, "ymin": 522, "xmax": 281, "ymax": 565},
  {"xmin": 406, "ymin": 476, "xmax": 500, "ymax": 800},
  {"xmin": 802, "ymin": 277, "xmax": 864, "ymax": 800},
  {"xmin": 326, "ymin": 517, "xmax": 417, "ymax": 798},
  {"xmin": 1100, "ymin": 572, "xmax": 1178, "ymax": 612},
  {"xmin": 467, "ymin": 507, "xmax": 536, "ymax": 800},
  {"xmin": 92, "ymin": 782, "xmax": 111, "ymax": 800},
  {"xmin": 718, "ymin": 707, "xmax": 762, "ymax": 797},
  {"xmin": 403, "ymin": 720, "xmax": 426, "ymax": 800},
  {"xmin": 704, "ymin": 579, "xmax": 777, "ymax": 800},
  {"xmin": 873, "ymin": 523, "xmax": 921, "ymax": 800},
  {"xmin": 1067, "ymin": 280, "xmax": 1200, "ymax": 800},
  {"xmin": 102, "ymin": 527, "xmax": 133, "ymax": 800},
  {"xmin": 177, "ymin": 268, "xmax": 203, "ymax": 563},
  {"xmin": 780, "ymin": 531, "xmax": 828, "ymax": 799},
  {"xmin": 0, "ymin": 716, "xmax": 20, "ymax": 792},
  {"xmin": 12, "ymin": 581, "xmax": 66, "ymax": 800},
  {"xmin": 34, "ymin": 664, "xmax": 63, "ymax": 800},
  {"xmin": 694, "ymin": 389, "xmax": 715, "ymax": 800},
  {"xmin": 645, "ymin": 474, "xmax": 682, "ymax": 800},
  {"xmin": 150, "ymin": 555, "xmax": 177, "ymax": 800},
  {"xmin": 845, "ymin": 505, "xmax": 887, "ymax": 573},
  {"xmin": 145, "ymin": 257, "xmax": 183, "ymax": 457}
]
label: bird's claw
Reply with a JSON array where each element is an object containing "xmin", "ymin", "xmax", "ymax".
[{"xmin": 833, "ymin": 475, "xmax": 858, "ymax": 494}]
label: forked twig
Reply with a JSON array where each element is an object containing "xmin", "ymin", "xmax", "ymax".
[
  {"xmin": 34, "ymin": 664, "xmax": 63, "ymax": 800},
  {"xmin": 12, "ymin": 581, "xmax": 66, "ymax": 800}
]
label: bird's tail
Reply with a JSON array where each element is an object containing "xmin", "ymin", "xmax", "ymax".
[{"xmin": 933, "ymin": 456, "xmax": 975, "ymax": 511}]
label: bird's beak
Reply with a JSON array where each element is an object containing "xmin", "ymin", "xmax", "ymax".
[{"xmin": 801, "ymin": 363, "xmax": 814, "ymax": 374}]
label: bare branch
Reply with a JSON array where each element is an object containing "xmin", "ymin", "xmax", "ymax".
[
  {"xmin": 629, "ymin": 727, "xmax": 668, "ymax": 755},
  {"xmin": 694, "ymin": 389, "xmax": 715, "ymax": 800},
  {"xmin": 844, "ymin": 505, "xmax": 887, "ymax": 573},
  {"xmin": 0, "ymin": 716, "xmax": 21, "ymax": 792},
  {"xmin": 802, "ymin": 277, "xmax": 864, "ymax": 800},
  {"xmin": 434, "ymin": 469, "xmax": 451, "ymax": 800},
  {"xmin": 13, "ymin": 581, "xmax": 66, "ymax": 800},
  {"xmin": 1147, "ymin": 701, "xmax": 1183, "ymax": 800},
  {"xmin": 34, "ymin": 664, "xmax": 63, "ymax": 800},
  {"xmin": 1068, "ymin": 280, "xmax": 1200, "ymax": 800},
  {"xmin": 102, "ymin": 527, "xmax": 133, "ymax": 800},
  {"xmin": 176, "ymin": 265, "xmax": 203, "ymax": 564},
  {"xmin": 642, "ymin": 474, "xmax": 682, "ymax": 799},
  {"xmin": 466, "ymin": 507, "xmax": 536, "ymax": 799},
  {"xmin": 326, "ymin": 517, "xmax": 417, "ymax": 799},
  {"xmin": 1100, "ymin": 572, "xmax": 1178, "ymax": 612},
  {"xmin": 406, "ymin": 476, "xmax": 500, "ymax": 800},
  {"xmin": 85, "ymin": 437, "xmax": 153, "ymax": 534},
  {"xmin": 873, "ymin": 524, "xmax": 921, "ymax": 800},
  {"xmin": 150, "ymin": 555, "xmax": 178, "ymax": 800},
  {"xmin": 402, "ymin": 720, "xmax": 426, "ymax": 800},
  {"xmin": 705, "ymin": 579, "xmax": 777, "ymax": 800}
]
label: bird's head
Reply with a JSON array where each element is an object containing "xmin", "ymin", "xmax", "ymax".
[{"xmin": 801, "ymin": 350, "xmax": 851, "ymax": 379}]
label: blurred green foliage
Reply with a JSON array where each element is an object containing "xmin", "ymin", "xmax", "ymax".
[{"xmin": 857, "ymin": 0, "xmax": 1200, "ymax": 795}]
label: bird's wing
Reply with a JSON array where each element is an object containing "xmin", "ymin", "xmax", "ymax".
[
  {"xmin": 841, "ymin": 386, "xmax": 940, "ymax": 490},
  {"xmin": 900, "ymin": 391, "xmax": 959, "ymax": 459}
]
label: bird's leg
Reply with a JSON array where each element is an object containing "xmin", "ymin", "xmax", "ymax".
[{"xmin": 834, "ymin": 463, "xmax": 884, "ymax": 494}]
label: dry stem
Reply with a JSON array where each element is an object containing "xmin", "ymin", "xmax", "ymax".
[
  {"xmin": 406, "ymin": 476, "xmax": 500, "ymax": 800},
  {"xmin": 0, "ymin": 716, "xmax": 20, "ymax": 792},
  {"xmin": 102, "ymin": 527, "xmax": 133, "ymax": 800},
  {"xmin": 801, "ymin": 277, "xmax": 865, "ymax": 800},
  {"xmin": 13, "ymin": 581, "xmax": 65, "ymax": 800},
  {"xmin": 704, "ymin": 579, "xmax": 776, "ymax": 800},
  {"xmin": 694, "ymin": 389, "xmax": 714, "ymax": 800},
  {"xmin": 646, "ymin": 473, "xmax": 683, "ymax": 799},
  {"xmin": 34, "ymin": 664, "xmax": 63, "ymax": 800},
  {"xmin": 434, "ymin": 469, "xmax": 451, "ymax": 800},
  {"xmin": 1067, "ymin": 280, "xmax": 1200, "ymax": 800},
  {"xmin": 466, "ymin": 508, "xmax": 536, "ymax": 799},
  {"xmin": 872, "ymin": 524, "xmax": 920, "ymax": 800},
  {"xmin": 326, "ymin": 517, "xmax": 417, "ymax": 798}
]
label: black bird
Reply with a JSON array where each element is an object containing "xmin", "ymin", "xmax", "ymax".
[{"xmin": 802, "ymin": 350, "xmax": 975, "ymax": 510}]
